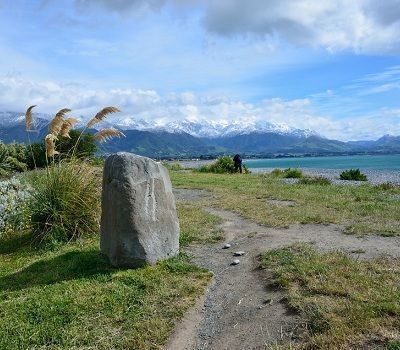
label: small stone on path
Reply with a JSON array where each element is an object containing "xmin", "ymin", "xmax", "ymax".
[
  {"xmin": 223, "ymin": 243, "xmax": 231, "ymax": 249},
  {"xmin": 233, "ymin": 251, "xmax": 245, "ymax": 256},
  {"xmin": 231, "ymin": 259, "xmax": 240, "ymax": 265}
]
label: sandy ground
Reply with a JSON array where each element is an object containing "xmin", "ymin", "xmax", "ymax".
[{"xmin": 165, "ymin": 188, "xmax": 400, "ymax": 350}]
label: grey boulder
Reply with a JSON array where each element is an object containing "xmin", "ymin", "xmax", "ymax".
[{"xmin": 100, "ymin": 152, "xmax": 180, "ymax": 267}]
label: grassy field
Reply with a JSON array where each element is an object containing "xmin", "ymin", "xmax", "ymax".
[
  {"xmin": 0, "ymin": 202, "xmax": 222, "ymax": 349},
  {"xmin": 171, "ymin": 171, "xmax": 400, "ymax": 236},
  {"xmin": 262, "ymin": 244, "xmax": 400, "ymax": 350}
]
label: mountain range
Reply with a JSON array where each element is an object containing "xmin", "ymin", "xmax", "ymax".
[{"xmin": 1, "ymin": 111, "xmax": 399, "ymax": 158}]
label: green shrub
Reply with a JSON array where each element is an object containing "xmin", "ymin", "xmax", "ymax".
[
  {"xmin": 197, "ymin": 156, "xmax": 235, "ymax": 174},
  {"xmin": 27, "ymin": 161, "xmax": 100, "ymax": 245},
  {"xmin": 299, "ymin": 176, "xmax": 331, "ymax": 185},
  {"xmin": 197, "ymin": 156, "xmax": 250, "ymax": 174},
  {"xmin": 56, "ymin": 130, "xmax": 97, "ymax": 159},
  {"xmin": 283, "ymin": 168, "xmax": 303, "ymax": 178},
  {"xmin": 340, "ymin": 169, "xmax": 367, "ymax": 181}
]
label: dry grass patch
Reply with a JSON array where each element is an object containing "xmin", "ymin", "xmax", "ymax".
[{"xmin": 261, "ymin": 244, "xmax": 400, "ymax": 349}]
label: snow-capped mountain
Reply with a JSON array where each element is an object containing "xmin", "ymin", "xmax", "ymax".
[
  {"xmin": 0, "ymin": 111, "xmax": 50, "ymax": 131},
  {"xmin": 0, "ymin": 111, "xmax": 318, "ymax": 139},
  {"xmin": 110, "ymin": 117, "xmax": 319, "ymax": 138}
]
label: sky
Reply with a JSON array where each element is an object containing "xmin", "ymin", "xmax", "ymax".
[{"xmin": 1, "ymin": 0, "xmax": 400, "ymax": 140}]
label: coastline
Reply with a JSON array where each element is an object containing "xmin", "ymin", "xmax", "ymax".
[
  {"xmin": 252, "ymin": 167, "xmax": 400, "ymax": 185},
  {"xmin": 174, "ymin": 160, "xmax": 400, "ymax": 185}
]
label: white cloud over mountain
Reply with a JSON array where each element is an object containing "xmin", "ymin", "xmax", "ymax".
[{"xmin": 1, "ymin": 75, "xmax": 400, "ymax": 141}]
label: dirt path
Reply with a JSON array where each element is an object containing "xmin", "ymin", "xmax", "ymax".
[{"xmin": 166, "ymin": 189, "xmax": 400, "ymax": 350}]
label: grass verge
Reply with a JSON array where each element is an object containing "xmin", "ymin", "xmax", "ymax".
[
  {"xmin": 261, "ymin": 244, "xmax": 400, "ymax": 349},
  {"xmin": 170, "ymin": 171, "xmax": 400, "ymax": 236},
  {"xmin": 177, "ymin": 201, "xmax": 224, "ymax": 246},
  {"xmin": 0, "ymin": 233, "xmax": 211, "ymax": 349}
]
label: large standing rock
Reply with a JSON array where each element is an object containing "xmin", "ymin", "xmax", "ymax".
[{"xmin": 100, "ymin": 152, "xmax": 180, "ymax": 267}]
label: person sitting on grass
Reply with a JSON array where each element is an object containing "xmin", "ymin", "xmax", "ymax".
[{"xmin": 233, "ymin": 154, "xmax": 242, "ymax": 174}]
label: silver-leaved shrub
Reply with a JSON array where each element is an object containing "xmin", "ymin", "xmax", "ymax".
[{"xmin": 0, "ymin": 177, "xmax": 32, "ymax": 235}]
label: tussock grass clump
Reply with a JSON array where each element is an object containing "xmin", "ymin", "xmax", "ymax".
[
  {"xmin": 28, "ymin": 161, "xmax": 100, "ymax": 244},
  {"xmin": 163, "ymin": 162, "xmax": 184, "ymax": 171},
  {"xmin": 299, "ymin": 176, "xmax": 331, "ymax": 185},
  {"xmin": 261, "ymin": 244, "xmax": 400, "ymax": 349},
  {"xmin": 340, "ymin": 168, "xmax": 367, "ymax": 181},
  {"xmin": 270, "ymin": 168, "xmax": 284, "ymax": 177}
]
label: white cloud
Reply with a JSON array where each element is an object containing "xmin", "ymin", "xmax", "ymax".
[
  {"xmin": 75, "ymin": 0, "xmax": 400, "ymax": 54},
  {"xmin": 202, "ymin": 0, "xmax": 400, "ymax": 54},
  {"xmin": 1, "ymin": 75, "xmax": 399, "ymax": 141}
]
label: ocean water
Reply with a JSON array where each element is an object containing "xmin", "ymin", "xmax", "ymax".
[{"xmin": 244, "ymin": 154, "xmax": 400, "ymax": 171}]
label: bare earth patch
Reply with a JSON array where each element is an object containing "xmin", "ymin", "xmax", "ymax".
[{"xmin": 167, "ymin": 189, "xmax": 400, "ymax": 350}]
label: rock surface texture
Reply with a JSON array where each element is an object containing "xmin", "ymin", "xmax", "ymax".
[{"xmin": 100, "ymin": 152, "xmax": 179, "ymax": 267}]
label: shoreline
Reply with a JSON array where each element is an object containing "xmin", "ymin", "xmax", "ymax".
[
  {"xmin": 252, "ymin": 167, "xmax": 400, "ymax": 185},
  {"xmin": 174, "ymin": 160, "xmax": 400, "ymax": 185}
]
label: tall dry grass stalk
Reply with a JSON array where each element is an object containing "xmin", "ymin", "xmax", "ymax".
[
  {"xmin": 87, "ymin": 107, "xmax": 120, "ymax": 128},
  {"xmin": 25, "ymin": 105, "xmax": 36, "ymax": 131},
  {"xmin": 49, "ymin": 108, "xmax": 71, "ymax": 136},
  {"xmin": 60, "ymin": 118, "xmax": 78, "ymax": 138},
  {"xmin": 45, "ymin": 134, "xmax": 59, "ymax": 157},
  {"xmin": 94, "ymin": 128, "xmax": 125, "ymax": 143}
]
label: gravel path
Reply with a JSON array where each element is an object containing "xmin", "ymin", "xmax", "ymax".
[{"xmin": 166, "ymin": 189, "xmax": 400, "ymax": 350}]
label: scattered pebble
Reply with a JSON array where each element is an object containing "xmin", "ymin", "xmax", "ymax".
[
  {"xmin": 231, "ymin": 259, "xmax": 240, "ymax": 265},
  {"xmin": 233, "ymin": 251, "xmax": 245, "ymax": 256},
  {"xmin": 223, "ymin": 243, "xmax": 231, "ymax": 249}
]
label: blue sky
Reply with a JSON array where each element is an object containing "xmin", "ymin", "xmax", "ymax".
[{"xmin": 1, "ymin": 0, "xmax": 400, "ymax": 140}]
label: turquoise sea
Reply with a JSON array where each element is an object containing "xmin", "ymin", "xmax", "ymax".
[{"xmin": 244, "ymin": 154, "xmax": 400, "ymax": 171}]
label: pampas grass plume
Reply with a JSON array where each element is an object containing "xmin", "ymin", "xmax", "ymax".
[
  {"xmin": 60, "ymin": 118, "xmax": 78, "ymax": 138},
  {"xmin": 94, "ymin": 128, "xmax": 125, "ymax": 143},
  {"xmin": 49, "ymin": 108, "xmax": 72, "ymax": 135},
  {"xmin": 45, "ymin": 133, "xmax": 59, "ymax": 157},
  {"xmin": 87, "ymin": 106, "xmax": 120, "ymax": 128},
  {"xmin": 25, "ymin": 105, "xmax": 36, "ymax": 131}
]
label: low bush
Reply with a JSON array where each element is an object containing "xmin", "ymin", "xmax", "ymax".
[
  {"xmin": 163, "ymin": 162, "xmax": 184, "ymax": 171},
  {"xmin": 28, "ymin": 161, "xmax": 100, "ymax": 245},
  {"xmin": 340, "ymin": 168, "xmax": 367, "ymax": 181},
  {"xmin": 299, "ymin": 176, "xmax": 331, "ymax": 185},
  {"xmin": 283, "ymin": 168, "xmax": 303, "ymax": 178},
  {"xmin": 197, "ymin": 156, "xmax": 249, "ymax": 174},
  {"xmin": 270, "ymin": 168, "xmax": 284, "ymax": 177},
  {"xmin": 197, "ymin": 156, "xmax": 235, "ymax": 174}
]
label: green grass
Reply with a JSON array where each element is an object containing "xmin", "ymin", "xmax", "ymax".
[
  {"xmin": 0, "ymin": 232, "xmax": 212, "ymax": 349},
  {"xmin": 177, "ymin": 202, "xmax": 224, "ymax": 246},
  {"xmin": 261, "ymin": 244, "xmax": 400, "ymax": 349},
  {"xmin": 170, "ymin": 171, "xmax": 400, "ymax": 236}
]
